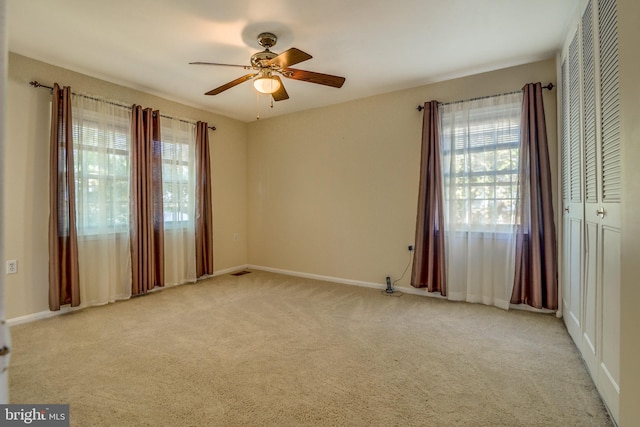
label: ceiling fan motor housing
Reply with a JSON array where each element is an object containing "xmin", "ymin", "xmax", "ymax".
[{"xmin": 251, "ymin": 50, "xmax": 278, "ymax": 68}]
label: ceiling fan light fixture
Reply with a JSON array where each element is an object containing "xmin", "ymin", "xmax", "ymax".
[{"xmin": 253, "ymin": 76, "xmax": 281, "ymax": 94}]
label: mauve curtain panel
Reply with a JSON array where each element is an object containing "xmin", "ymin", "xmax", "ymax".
[
  {"xmin": 411, "ymin": 101, "xmax": 447, "ymax": 295},
  {"xmin": 510, "ymin": 83, "xmax": 558, "ymax": 309},
  {"xmin": 195, "ymin": 121, "xmax": 214, "ymax": 277},
  {"xmin": 130, "ymin": 105, "xmax": 165, "ymax": 295},
  {"xmin": 49, "ymin": 84, "xmax": 80, "ymax": 310}
]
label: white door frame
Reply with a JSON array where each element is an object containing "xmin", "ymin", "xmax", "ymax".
[{"xmin": 0, "ymin": 0, "xmax": 10, "ymax": 405}]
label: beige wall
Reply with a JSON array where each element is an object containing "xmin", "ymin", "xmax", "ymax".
[
  {"xmin": 5, "ymin": 54, "xmax": 562, "ymax": 336},
  {"xmin": 618, "ymin": 0, "xmax": 640, "ymax": 424},
  {"xmin": 5, "ymin": 53, "xmax": 248, "ymax": 319},
  {"xmin": 247, "ymin": 59, "xmax": 558, "ymax": 287}
]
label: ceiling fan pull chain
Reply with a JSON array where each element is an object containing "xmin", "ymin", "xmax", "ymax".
[{"xmin": 256, "ymin": 90, "xmax": 260, "ymax": 120}]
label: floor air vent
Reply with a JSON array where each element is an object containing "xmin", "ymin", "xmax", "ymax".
[{"xmin": 230, "ymin": 270, "xmax": 251, "ymax": 276}]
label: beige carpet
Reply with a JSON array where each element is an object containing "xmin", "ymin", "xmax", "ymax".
[{"xmin": 9, "ymin": 270, "xmax": 611, "ymax": 426}]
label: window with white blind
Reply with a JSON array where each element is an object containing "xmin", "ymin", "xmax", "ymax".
[
  {"xmin": 160, "ymin": 120, "xmax": 196, "ymax": 228},
  {"xmin": 440, "ymin": 93, "xmax": 522, "ymax": 231},
  {"xmin": 72, "ymin": 99, "xmax": 131, "ymax": 235},
  {"xmin": 71, "ymin": 96, "xmax": 197, "ymax": 235}
]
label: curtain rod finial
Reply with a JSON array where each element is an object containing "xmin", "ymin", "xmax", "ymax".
[
  {"xmin": 29, "ymin": 80, "xmax": 54, "ymax": 92},
  {"xmin": 416, "ymin": 105, "xmax": 424, "ymax": 112}
]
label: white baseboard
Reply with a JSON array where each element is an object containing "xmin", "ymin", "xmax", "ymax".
[
  {"xmin": 213, "ymin": 265, "xmax": 250, "ymax": 276},
  {"xmin": 509, "ymin": 303, "xmax": 556, "ymax": 314},
  {"xmin": 247, "ymin": 266, "xmax": 557, "ymax": 312},
  {"xmin": 8, "ymin": 264, "xmax": 252, "ymax": 326},
  {"xmin": 249, "ymin": 265, "xmax": 385, "ymax": 289},
  {"xmin": 7, "ymin": 306, "xmax": 81, "ymax": 326},
  {"xmin": 10, "ymin": 264, "xmax": 551, "ymax": 326},
  {"xmin": 245, "ymin": 265, "xmax": 562, "ymax": 311},
  {"xmin": 247, "ymin": 264, "xmax": 446, "ymax": 299}
]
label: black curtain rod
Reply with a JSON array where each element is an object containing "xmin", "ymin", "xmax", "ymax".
[
  {"xmin": 29, "ymin": 80, "xmax": 216, "ymax": 131},
  {"xmin": 416, "ymin": 82, "xmax": 555, "ymax": 112}
]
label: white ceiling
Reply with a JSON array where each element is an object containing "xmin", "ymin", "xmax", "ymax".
[{"xmin": 8, "ymin": 0, "xmax": 579, "ymax": 122}]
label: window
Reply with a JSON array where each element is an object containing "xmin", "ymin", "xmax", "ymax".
[
  {"xmin": 440, "ymin": 93, "xmax": 522, "ymax": 231},
  {"xmin": 160, "ymin": 120, "xmax": 196, "ymax": 228},
  {"xmin": 72, "ymin": 99, "xmax": 131, "ymax": 235},
  {"xmin": 71, "ymin": 96, "xmax": 197, "ymax": 235},
  {"xmin": 59, "ymin": 92, "xmax": 203, "ymax": 303}
]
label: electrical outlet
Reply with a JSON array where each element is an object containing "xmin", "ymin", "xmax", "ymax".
[
  {"xmin": 6, "ymin": 260, "xmax": 17, "ymax": 275},
  {"xmin": 408, "ymin": 245, "xmax": 414, "ymax": 252}
]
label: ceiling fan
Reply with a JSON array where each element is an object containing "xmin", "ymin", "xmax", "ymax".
[{"xmin": 190, "ymin": 32, "xmax": 346, "ymax": 101}]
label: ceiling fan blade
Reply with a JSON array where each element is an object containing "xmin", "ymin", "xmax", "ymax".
[
  {"xmin": 205, "ymin": 73, "xmax": 256, "ymax": 95},
  {"xmin": 268, "ymin": 48, "xmax": 312, "ymax": 69},
  {"xmin": 190, "ymin": 61, "xmax": 251, "ymax": 69},
  {"xmin": 271, "ymin": 76, "xmax": 289, "ymax": 101},
  {"xmin": 282, "ymin": 68, "xmax": 346, "ymax": 88}
]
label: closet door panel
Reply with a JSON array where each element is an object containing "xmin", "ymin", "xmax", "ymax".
[
  {"xmin": 580, "ymin": 1, "xmax": 599, "ymax": 375},
  {"xmin": 598, "ymin": 225, "xmax": 620, "ymax": 419},
  {"xmin": 566, "ymin": 217, "xmax": 583, "ymax": 342},
  {"xmin": 582, "ymin": 221, "xmax": 598, "ymax": 373},
  {"xmin": 594, "ymin": 0, "xmax": 620, "ymax": 420},
  {"xmin": 560, "ymin": 58, "xmax": 572, "ymax": 326},
  {"xmin": 562, "ymin": 29, "xmax": 584, "ymax": 345}
]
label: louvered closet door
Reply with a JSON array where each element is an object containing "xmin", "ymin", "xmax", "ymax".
[
  {"xmin": 580, "ymin": 0, "xmax": 599, "ymax": 379},
  {"xmin": 592, "ymin": 0, "xmax": 621, "ymax": 418},
  {"xmin": 560, "ymin": 0, "xmax": 620, "ymax": 422},
  {"xmin": 561, "ymin": 29, "xmax": 584, "ymax": 347}
]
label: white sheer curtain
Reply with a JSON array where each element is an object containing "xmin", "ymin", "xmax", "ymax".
[
  {"xmin": 439, "ymin": 92, "xmax": 522, "ymax": 309},
  {"xmin": 72, "ymin": 95, "xmax": 132, "ymax": 306},
  {"xmin": 160, "ymin": 118, "xmax": 197, "ymax": 286}
]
